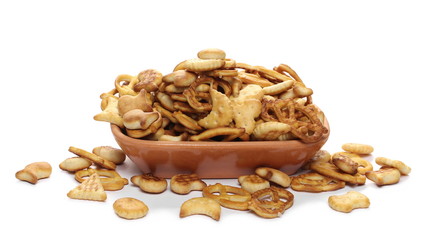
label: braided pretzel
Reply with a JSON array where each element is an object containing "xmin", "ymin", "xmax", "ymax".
[
  {"xmin": 202, "ymin": 183, "xmax": 252, "ymax": 210},
  {"xmin": 248, "ymin": 187, "xmax": 294, "ymax": 218}
]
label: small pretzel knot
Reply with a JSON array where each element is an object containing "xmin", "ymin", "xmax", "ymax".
[{"xmin": 248, "ymin": 187, "xmax": 294, "ymax": 218}]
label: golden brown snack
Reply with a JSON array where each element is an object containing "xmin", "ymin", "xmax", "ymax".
[
  {"xmin": 375, "ymin": 157, "xmax": 411, "ymax": 175},
  {"xmin": 189, "ymin": 127, "xmax": 245, "ymax": 141},
  {"xmin": 342, "ymin": 143, "xmax": 374, "ymax": 155},
  {"xmin": 163, "ymin": 70, "xmax": 197, "ymax": 87},
  {"xmin": 113, "ymin": 197, "xmax": 149, "ymax": 219},
  {"xmin": 255, "ymin": 167, "xmax": 291, "ymax": 188},
  {"xmin": 291, "ymin": 172, "xmax": 345, "ymax": 193},
  {"xmin": 183, "ymin": 58, "xmax": 225, "ymax": 72},
  {"xmin": 179, "ymin": 197, "xmax": 221, "ymax": 221},
  {"xmin": 252, "ymin": 122, "xmax": 292, "ymax": 140},
  {"xmin": 310, "ymin": 161, "xmax": 366, "ymax": 185},
  {"xmin": 262, "ymin": 80, "xmax": 294, "ymax": 95},
  {"xmin": 332, "ymin": 154, "xmax": 359, "ymax": 175},
  {"xmin": 197, "ymin": 89, "xmax": 233, "ymax": 129},
  {"xmin": 170, "ymin": 174, "xmax": 207, "ymax": 194},
  {"xmin": 92, "ymin": 146, "xmax": 126, "ymax": 165},
  {"xmin": 75, "ymin": 168, "xmax": 128, "ymax": 191},
  {"xmin": 238, "ymin": 174, "xmax": 270, "ymax": 193},
  {"xmin": 134, "ymin": 69, "xmax": 163, "ymax": 92},
  {"xmin": 328, "ymin": 191, "xmax": 370, "ymax": 213},
  {"xmin": 117, "ymin": 89, "xmax": 152, "ymax": 116},
  {"xmin": 67, "ymin": 173, "xmax": 107, "ymax": 201},
  {"xmin": 202, "ymin": 183, "xmax": 251, "ymax": 210},
  {"xmin": 248, "ymin": 187, "xmax": 294, "ymax": 218},
  {"xmin": 114, "ymin": 74, "xmax": 139, "ymax": 96},
  {"xmin": 68, "ymin": 146, "xmax": 116, "ymax": 170},
  {"xmin": 303, "ymin": 149, "xmax": 331, "ymax": 170},
  {"xmin": 59, "ymin": 157, "xmax": 92, "ymax": 172},
  {"xmin": 93, "ymin": 94, "xmax": 124, "ymax": 128},
  {"xmin": 16, "ymin": 162, "xmax": 52, "ymax": 184},
  {"xmin": 197, "ymin": 48, "xmax": 226, "ymax": 60},
  {"xmin": 332, "ymin": 152, "xmax": 373, "ymax": 174},
  {"xmin": 125, "ymin": 111, "xmax": 163, "ymax": 138},
  {"xmin": 131, "ymin": 174, "xmax": 167, "ymax": 193},
  {"xmin": 123, "ymin": 109, "xmax": 160, "ymax": 130},
  {"xmin": 365, "ymin": 167, "xmax": 401, "ymax": 186}
]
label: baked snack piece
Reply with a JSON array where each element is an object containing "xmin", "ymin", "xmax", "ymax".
[
  {"xmin": 238, "ymin": 174, "xmax": 270, "ymax": 193},
  {"xmin": 131, "ymin": 173, "xmax": 167, "ymax": 193},
  {"xmin": 328, "ymin": 191, "xmax": 370, "ymax": 213},
  {"xmin": 67, "ymin": 173, "xmax": 107, "ymax": 201},
  {"xmin": 170, "ymin": 174, "xmax": 207, "ymax": 194},
  {"xmin": 113, "ymin": 197, "xmax": 149, "ymax": 220},
  {"xmin": 255, "ymin": 167, "xmax": 291, "ymax": 187},
  {"xmin": 16, "ymin": 162, "xmax": 52, "ymax": 184},
  {"xmin": 179, "ymin": 197, "xmax": 221, "ymax": 221}
]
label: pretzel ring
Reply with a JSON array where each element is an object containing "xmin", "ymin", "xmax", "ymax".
[
  {"xmin": 75, "ymin": 168, "xmax": 129, "ymax": 191},
  {"xmin": 248, "ymin": 187, "xmax": 294, "ymax": 218},
  {"xmin": 202, "ymin": 183, "xmax": 252, "ymax": 210},
  {"xmin": 291, "ymin": 172, "xmax": 345, "ymax": 192},
  {"xmin": 114, "ymin": 74, "xmax": 139, "ymax": 96}
]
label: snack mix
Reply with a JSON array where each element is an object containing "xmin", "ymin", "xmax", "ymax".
[{"xmin": 15, "ymin": 49, "xmax": 412, "ymax": 220}]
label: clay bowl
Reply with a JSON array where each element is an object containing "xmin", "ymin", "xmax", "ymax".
[{"xmin": 111, "ymin": 118, "xmax": 329, "ymax": 179}]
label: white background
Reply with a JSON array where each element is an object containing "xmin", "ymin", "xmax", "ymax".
[{"xmin": 1, "ymin": 0, "xmax": 444, "ymax": 239}]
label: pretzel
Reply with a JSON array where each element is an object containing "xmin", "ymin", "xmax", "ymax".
[
  {"xmin": 189, "ymin": 127, "xmax": 245, "ymax": 141},
  {"xmin": 273, "ymin": 63, "xmax": 304, "ymax": 83},
  {"xmin": 365, "ymin": 167, "xmax": 401, "ymax": 186},
  {"xmin": 172, "ymin": 111, "xmax": 203, "ymax": 131},
  {"xmin": 153, "ymin": 102, "xmax": 178, "ymax": 124},
  {"xmin": 291, "ymin": 172, "xmax": 345, "ymax": 192},
  {"xmin": 59, "ymin": 157, "xmax": 92, "ymax": 172},
  {"xmin": 170, "ymin": 174, "xmax": 207, "ymax": 194},
  {"xmin": 156, "ymin": 91, "xmax": 175, "ymax": 112},
  {"xmin": 236, "ymin": 71, "xmax": 274, "ymax": 87},
  {"xmin": 68, "ymin": 146, "xmax": 116, "ymax": 170},
  {"xmin": 134, "ymin": 69, "xmax": 163, "ymax": 92},
  {"xmin": 252, "ymin": 121, "xmax": 292, "ymax": 140},
  {"xmin": 67, "ymin": 173, "xmax": 107, "ymax": 201},
  {"xmin": 248, "ymin": 187, "xmax": 294, "ymax": 218},
  {"xmin": 202, "ymin": 183, "xmax": 252, "ymax": 210},
  {"xmin": 123, "ymin": 109, "xmax": 161, "ymax": 130},
  {"xmin": 75, "ymin": 168, "xmax": 129, "ymax": 191},
  {"xmin": 238, "ymin": 175, "xmax": 270, "ymax": 193},
  {"xmin": 179, "ymin": 197, "xmax": 221, "ymax": 221},
  {"xmin": 183, "ymin": 77, "xmax": 213, "ymax": 112},
  {"xmin": 310, "ymin": 161, "xmax": 366, "ymax": 185},
  {"xmin": 131, "ymin": 173, "xmax": 167, "ymax": 193},
  {"xmin": 92, "ymin": 146, "xmax": 126, "ymax": 165},
  {"xmin": 255, "ymin": 167, "xmax": 291, "ymax": 188},
  {"xmin": 375, "ymin": 157, "xmax": 411, "ymax": 175},
  {"xmin": 197, "ymin": 48, "xmax": 226, "ymax": 60},
  {"xmin": 113, "ymin": 197, "xmax": 149, "ymax": 219},
  {"xmin": 16, "ymin": 162, "xmax": 52, "ymax": 184},
  {"xmin": 197, "ymin": 89, "xmax": 233, "ymax": 129},
  {"xmin": 342, "ymin": 143, "xmax": 374, "ymax": 155},
  {"xmin": 262, "ymin": 80, "xmax": 294, "ymax": 95},
  {"xmin": 328, "ymin": 191, "xmax": 370, "ymax": 213},
  {"xmin": 114, "ymin": 74, "xmax": 139, "ymax": 96}
]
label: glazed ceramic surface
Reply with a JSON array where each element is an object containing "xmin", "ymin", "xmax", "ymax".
[{"xmin": 111, "ymin": 118, "xmax": 329, "ymax": 179}]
